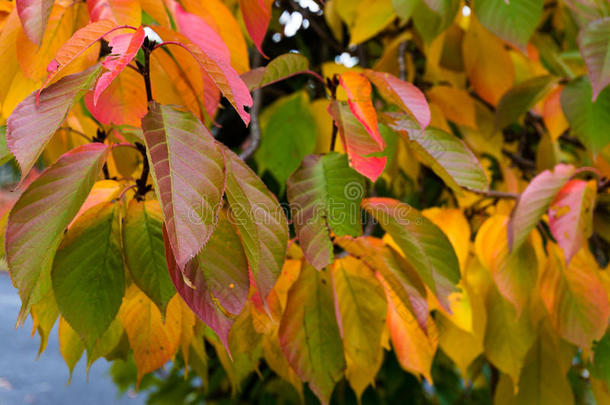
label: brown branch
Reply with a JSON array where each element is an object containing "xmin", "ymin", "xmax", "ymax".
[
  {"xmin": 466, "ymin": 187, "xmax": 520, "ymax": 200},
  {"xmin": 398, "ymin": 41, "xmax": 408, "ymax": 81},
  {"xmin": 239, "ymin": 88, "xmax": 263, "ymax": 160}
]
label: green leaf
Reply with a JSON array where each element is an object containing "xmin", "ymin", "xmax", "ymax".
[
  {"xmin": 508, "ymin": 164, "xmax": 575, "ymax": 251},
  {"xmin": 287, "ymin": 153, "xmax": 364, "ymax": 269},
  {"xmin": 59, "ymin": 316, "xmax": 85, "ymax": 382},
  {"xmin": 362, "ymin": 197, "xmax": 460, "ymax": 310},
  {"xmin": 52, "ymin": 202, "xmax": 125, "ymax": 352},
  {"xmin": 255, "ymin": 92, "xmax": 317, "ymax": 190},
  {"xmin": 123, "ymin": 199, "xmax": 175, "ymax": 315},
  {"xmin": 142, "ymin": 101, "xmax": 226, "ymax": 269},
  {"xmin": 241, "ymin": 53, "xmax": 310, "ymax": 90},
  {"xmin": 412, "ymin": 0, "xmax": 460, "ymax": 43},
  {"xmin": 473, "ymin": 0, "xmax": 543, "ymax": 50},
  {"xmin": 592, "ymin": 329, "xmax": 610, "ymax": 387},
  {"xmin": 332, "ymin": 256, "xmax": 387, "ymax": 398},
  {"xmin": 382, "ymin": 112, "xmax": 488, "ymax": 193},
  {"xmin": 392, "ymin": 0, "xmax": 419, "ymax": 20},
  {"xmin": 495, "ymin": 75, "xmax": 557, "ymax": 130},
  {"xmin": 578, "ymin": 17, "xmax": 610, "ymax": 100},
  {"xmin": 0, "ymin": 126, "xmax": 13, "ymax": 166},
  {"xmin": 279, "ymin": 261, "xmax": 345, "ymax": 405},
  {"xmin": 6, "ymin": 143, "xmax": 109, "ymax": 322},
  {"xmin": 86, "ymin": 316, "xmax": 124, "ymax": 372},
  {"xmin": 561, "ymin": 76, "xmax": 610, "ymax": 156}
]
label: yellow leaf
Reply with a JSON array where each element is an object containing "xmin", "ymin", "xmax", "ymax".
[
  {"xmin": 178, "ymin": 297, "xmax": 195, "ymax": 369},
  {"xmin": 463, "ymin": 17, "xmax": 514, "ymax": 106},
  {"xmin": 59, "ymin": 316, "xmax": 85, "ymax": 382},
  {"xmin": 334, "ymin": 0, "xmax": 361, "ymax": 27},
  {"xmin": 349, "ymin": 0, "xmax": 395, "ymax": 45},
  {"xmin": 263, "ymin": 327, "xmax": 304, "ymax": 401},
  {"xmin": 312, "ymin": 98, "xmax": 344, "ymax": 154},
  {"xmin": 543, "ymin": 85, "xmax": 569, "ymax": 141},
  {"xmin": 373, "ymin": 32, "xmax": 412, "ymax": 78},
  {"xmin": 427, "ymin": 86, "xmax": 477, "ymax": 128},
  {"xmin": 422, "ymin": 207, "xmax": 470, "ymax": 272},
  {"xmin": 119, "ymin": 285, "xmax": 182, "ymax": 383},
  {"xmin": 30, "ymin": 289, "xmax": 59, "ymax": 358},
  {"xmin": 2, "ymin": 70, "xmax": 40, "ymax": 119},
  {"xmin": 323, "ymin": 0, "xmax": 344, "ymax": 42},
  {"xmin": 0, "ymin": 10, "xmax": 21, "ymax": 109},
  {"xmin": 140, "ymin": 0, "xmax": 170, "ymax": 26}
]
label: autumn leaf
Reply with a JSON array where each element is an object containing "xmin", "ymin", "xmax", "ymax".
[{"xmin": 16, "ymin": 0, "xmax": 54, "ymax": 45}]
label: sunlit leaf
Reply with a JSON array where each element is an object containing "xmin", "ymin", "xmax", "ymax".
[
  {"xmin": 427, "ymin": 86, "xmax": 477, "ymax": 129},
  {"xmin": 87, "ymin": 0, "xmax": 141, "ymax": 27},
  {"xmin": 6, "ymin": 143, "xmax": 109, "ymax": 322},
  {"xmin": 58, "ymin": 316, "xmax": 85, "ymax": 381},
  {"xmin": 287, "ymin": 153, "xmax": 364, "ymax": 269},
  {"xmin": 349, "ymin": 0, "xmax": 395, "ymax": 45},
  {"xmin": 279, "ymin": 261, "xmax": 345, "ymax": 404},
  {"xmin": 30, "ymin": 289, "xmax": 59, "ymax": 357},
  {"xmin": 578, "ymin": 17, "xmax": 610, "ymax": 100}
]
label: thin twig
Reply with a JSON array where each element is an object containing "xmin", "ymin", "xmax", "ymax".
[
  {"xmin": 466, "ymin": 188, "xmax": 520, "ymax": 200},
  {"xmin": 60, "ymin": 127, "xmax": 91, "ymax": 142},
  {"xmin": 134, "ymin": 142, "xmax": 152, "ymax": 201},
  {"xmin": 398, "ymin": 41, "xmax": 408, "ymax": 81},
  {"xmin": 239, "ymin": 88, "xmax": 263, "ymax": 160}
]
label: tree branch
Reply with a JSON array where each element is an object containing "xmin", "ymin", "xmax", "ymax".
[
  {"xmin": 239, "ymin": 88, "xmax": 263, "ymax": 161},
  {"xmin": 134, "ymin": 142, "xmax": 152, "ymax": 201},
  {"xmin": 466, "ymin": 187, "xmax": 520, "ymax": 200}
]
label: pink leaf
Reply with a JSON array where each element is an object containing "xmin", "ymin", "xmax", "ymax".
[
  {"xmin": 238, "ymin": 0, "xmax": 272, "ymax": 57},
  {"xmin": 141, "ymin": 102, "xmax": 226, "ymax": 269},
  {"xmin": 5, "ymin": 143, "xmax": 109, "ymax": 323},
  {"xmin": 548, "ymin": 179, "xmax": 597, "ymax": 264},
  {"xmin": 363, "ymin": 70, "xmax": 431, "ymax": 129},
  {"xmin": 16, "ymin": 0, "xmax": 54, "ymax": 45},
  {"xmin": 578, "ymin": 17, "xmax": 610, "ymax": 101},
  {"xmin": 93, "ymin": 25, "xmax": 145, "ymax": 105},
  {"xmin": 328, "ymin": 100, "xmax": 386, "ymax": 182},
  {"xmin": 8, "ymin": 65, "xmax": 102, "ymax": 178}
]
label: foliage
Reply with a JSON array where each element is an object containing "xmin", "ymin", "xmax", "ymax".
[{"xmin": 1, "ymin": 0, "xmax": 610, "ymax": 404}]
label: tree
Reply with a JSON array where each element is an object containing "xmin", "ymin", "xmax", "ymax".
[{"xmin": 1, "ymin": 0, "xmax": 610, "ymax": 403}]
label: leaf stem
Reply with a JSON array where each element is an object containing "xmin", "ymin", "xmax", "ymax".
[
  {"xmin": 466, "ymin": 188, "xmax": 520, "ymax": 199},
  {"xmin": 134, "ymin": 142, "xmax": 152, "ymax": 201}
]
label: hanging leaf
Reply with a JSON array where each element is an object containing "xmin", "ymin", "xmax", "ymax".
[
  {"xmin": 6, "ymin": 143, "xmax": 109, "ymax": 322},
  {"xmin": 349, "ymin": 0, "xmax": 395, "ymax": 45},
  {"xmin": 123, "ymin": 199, "xmax": 175, "ymax": 316},
  {"xmin": 87, "ymin": 0, "xmax": 141, "ymax": 27},
  {"xmin": 363, "ymin": 69, "xmax": 431, "ymax": 129},
  {"xmin": 578, "ymin": 17, "xmax": 610, "ymax": 100},
  {"xmin": 548, "ymin": 180, "xmax": 597, "ymax": 264},
  {"xmin": 427, "ymin": 86, "xmax": 477, "ymax": 129},
  {"xmin": 495, "ymin": 75, "xmax": 556, "ymax": 130},
  {"xmin": 279, "ymin": 261, "xmax": 345, "ymax": 405},
  {"xmin": 473, "ymin": 0, "xmax": 543, "ymax": 50},
  {"xmin": 0, "ymin": 126, "xmax": 13, "ymax": 165},
  {"xmin": 287, "ymin": 153, "xmax": 364, "ymax": 269},
  {"xmin": 412, "ymin": 0, "xmax": 460, "ymax": 43},
  {"xmin": 328, "ymin": 100, "xmax": 386, "ymax": 182},
  {"xmin": 165, "ymin": 210, "xmax": 250, "ymax": 351},
  {"xmin": 508, "ymin": 163, "xmax": 575, "ymax": 251},
  {"xmin": 561, "ymin": 76, "xmax": 610, "ymax": 156},
  {"xmin": 142, "ymin": 101, "xmax": 225, "ymax": 269},
  {"xmin": 238, "ymin": 0, "xmax": 272, "ymax": 56},
  {"xmin": 224, "ymin": 147, "xmax": 289, "ymax": 300},
  {"xmin": 332, "ymin": 256, "xmax": 387, "ymax": 398},
  {"xmin": 362, "ymin": 197, "xmax": 460, "ymax": 310},
  {"xmin": 540, "ymin": 245, "xmax": 610, "ymax": 348},
  {"xmin": 58, "ymin": 316, "xmax": 85, "ymax": 381},
  {"xmin": 7, "ymin": 65, "xmax": 101, "ymax": 177},
  {"xmin": 119, "ymin": 285, "xmax": 182, "ymax": 383},
  {"xmin": 93, "ymin": 25, "xmax": 145, "ymax": 105},
  {"xmin": 382, "ymin": 112, "xmax": 489, "ymax": 193},
  {"xmin": 242, "ymin": 53, "xmax": 310, "ymax": 90},
  {"xmin": 52, "ymin": 201, "xmax": 124, "ymax": 351},
  {"xmin": 16, "ymin": 0, "xmax": 54, "ymax": 45}
]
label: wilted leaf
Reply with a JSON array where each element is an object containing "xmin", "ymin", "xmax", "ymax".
[
  {"xmin": 123, "ymin": 199, "xmax": 175, "ymax": 316},
  {"xmin": 287, "ymin": 153, "xmax": 364, "ymax": 269},
  {"xmin": 279, "ymin": 261, "xmax": 345, "ymax": 404},
  {"xmin": 578, "ymin": 17, "xmax": 610, "ymax": 100},
  {"xmin": 6, "ymin": 143, "xmax": 109, "ymax": 322},
  {"xmin": 142, "ymin": 101, "xmax": 225, "ymax": 269},
  {"xmin": 52, "ymin": 202, "xmax": 124, "ymax": 351}
]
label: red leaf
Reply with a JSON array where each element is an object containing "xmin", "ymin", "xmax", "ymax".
[
  {"xmin": 8, "ymin": 65, "xmax": 102, "ymax": 178},
  {"xmin": 39, "ymin": 20, "xmax": 134, "ymax": 102},
  {"xmin": 87, "ymin": 0, "xmax": 141, "ymax": 26},
  {"xmin": 6, "ymin": 143, "xmax": 109, "ymax": 322},
  {"xmin": 142, "ymin": 102, "xmax": 226, "ymax": 269},
  {"xmin": 548, "ymin": 179, "xmax": 597, "ymax": 264},
  {"xmin": 93, "ymin": 25, "xmax": 145, "ymax": 105},
  {"xmin": 363, "ymin": 70, "xmax": 431, "ymax": 129},
  {"xmin": 16, "ymin": 0, "xmax": 54, "ymax": 45},
  {"xmin": 328, "ymin": 100, "xmax": 386, "ymax": 182},
  {"xmin": 238, "ymin": 0, "xmax": 272, "ymax": 57},
  {"xmin": 153, "ymin": 26, "xmax": 253, "ymax": 125}
]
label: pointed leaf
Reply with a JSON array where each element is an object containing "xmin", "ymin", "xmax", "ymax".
[
  {"xmin": 153, "ymin": 26, "xmax": 252, "ymax": 125},
  {"xmin": 328, "ymin": 100, "xmax": 386, "ymax": 181},
  {"xmin": 508, "ymin": 163, "xmax": 575, "ymax": 251},
  {"xmin": 382, "ymin": 112, "xmax": 488, "ymax": 193},
  {"xmin": 362, "ymin": 197, "xmax": 460, "ymax": 310},
  {"xmin": 363, "ymin": 69, "xmax": 431, "ymax": 129},
  {"xmin": 58, "ymin": 316, "xmax": 85, "ymax": 381},
  {"xmin": 142, "ymin": 101, "xmax": 225, "ymax": 269},
  {"xmin": 242, "ymin": 53, "xmax": 310, "ymax": 90},
  {"xmin": 540, "ymin": 245, "xmax": 610, "ymax": 348},
  {"xmin": 224, "ymin": 147, "xmax": 289, "ymax": 300},
  {"xmin": 349, "ymin": 0, "xmax": 396, "ymax": 45},
  {"xmin": 279, "ymin": 261, "xmax": 345, "ymax": 404},
  {"xmin": 123, "ymin": 199, "xmax": 176, "ymax": 316},
  {"xmin": 548, "ymin": 180, "xmax": 597, "ymax": 264},
  {"xmin": 6, "ymin": 143, "xmax": 109, "ymax": 321},
  {"xmin": 561, "ymin": 76, "xmax": 610, "ymax": 156},
  {"xmin": 87, "ymin": 0, "xmax": 141, "ymax": 26},
  {"xmin": 473, "ymin": 0, "xmax": 543, "ymax": 50},
  {"xmin": 287, "ymin": 153, "xmax": 364, "ymax": 269},
  {"xmin": 30, "ymin": 289, "xmax": 59, "ymax": 357},
  {"xmin": 0, "ymin": 126, "xmax": 13, "ymax": 166},
  {"xmin": 239, "ymin": 0, "xmax": 272, "ymax": 56},
  {"xmin": 578, "ymin": 17, "xmax": 610, "ymax": 100},
  {"xmin": 119, "ymin": 285, "xmax": 182, "ymax": 383},
  {"xmin": 332, "ymin": 256, "xmax": 387, "ymax": 397},
  {"xmin": 8, "ymin": 65, "xmax": 101, "ymax": 177},
  {"xmin": 165, "ymin": 210, "xmax": 250, "ymax": 351},
  {"xmin": 93, "ymin": 26, "xmax": 145, "ymax": 105},
  {"xmin": 495, "ymin": 75, "xmax": 556, "ymax": 130},
  {"xmin": 16, "ymin": 0, "xmax": 54, "ymax": 45},
  {"xmin": 52, "ymin": 202, "xmax": 124, "ymax": 351}
]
